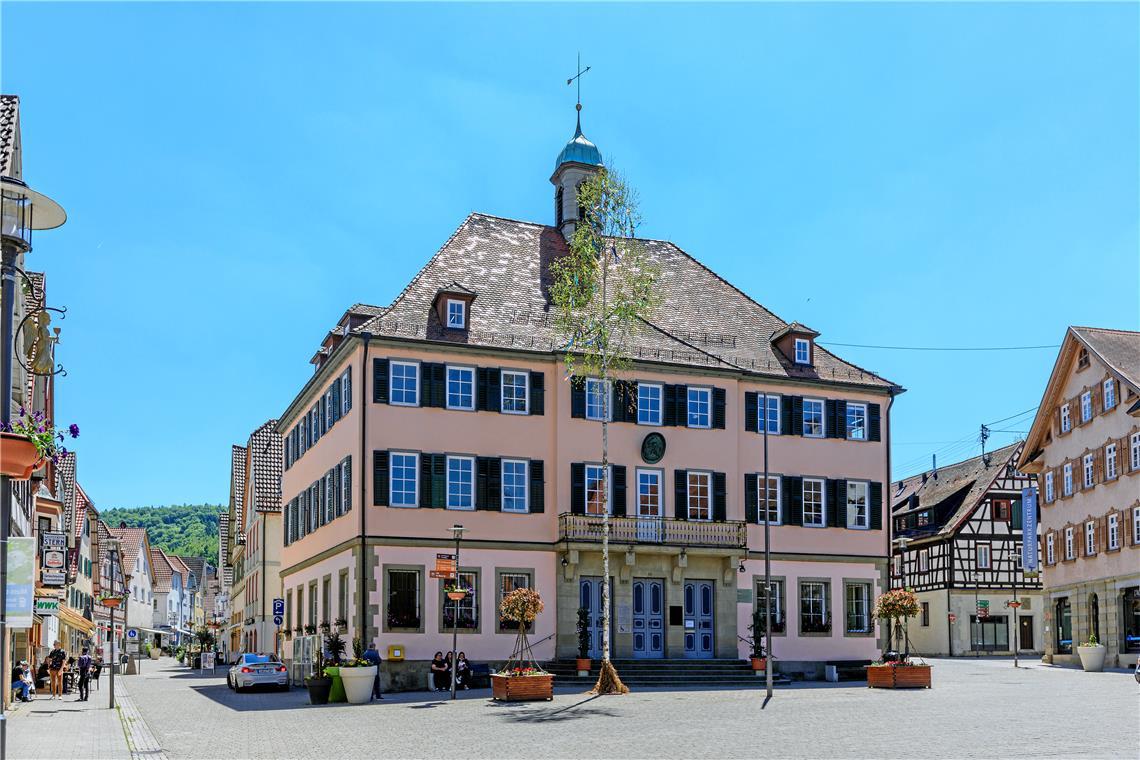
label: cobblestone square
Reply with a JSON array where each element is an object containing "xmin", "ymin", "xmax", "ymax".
[{"xmin": 117, "ymin": 657, "xmax": 1134, "ymax": 759}]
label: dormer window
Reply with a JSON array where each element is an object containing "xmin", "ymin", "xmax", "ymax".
[
  {"xmin": 446, "ymin": 299, "xmax": 466, "ymax": 329},
  {"xmin": 794, "ymin": 339, "xmax": 810, "ymax": 364},
  {"xmin": 1077, "ymin": 347, "xmax": 1090, "ymax": 370}
]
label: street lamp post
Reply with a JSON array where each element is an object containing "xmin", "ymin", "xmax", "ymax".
[
  {"xmin": 893, "ymin": 536, "xmax": 910, "ymax": 659},
  {"xmin": 1, "ymin": 176, "xmax": 66, "ymax": 759},
  {"xmin": 448, "ymin": 525, "xmax": 466, "ymax": 701},
  {"xmin": 761, "ymin": 393, "xmax": 773, "ymax": 700},
  {"xmin": 971, "ymin": 571, "xmax": 981, "ymax": 658}
]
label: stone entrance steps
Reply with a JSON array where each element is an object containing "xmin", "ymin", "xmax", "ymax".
[{"xmin": 542, "ymin": 658, "xmax": 790, "ymax": 687}]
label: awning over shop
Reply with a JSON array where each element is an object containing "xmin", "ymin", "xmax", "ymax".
[{"xmin": 58, "ymin": 605, "xmax": 95, "ymax": 636}]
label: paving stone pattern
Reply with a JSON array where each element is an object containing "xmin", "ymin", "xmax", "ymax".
[{"xmin": 124, "ymin": 656, "xmax": 1135, "ymax": 759}]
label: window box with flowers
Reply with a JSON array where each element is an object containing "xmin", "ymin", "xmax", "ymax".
[
  {"xmin": 0, "ymin": 409, "xmax": 78, "ymax": 479},
  {"xmin": 491, "ymin": 588, "xmax": 553, "ymax": 701}
]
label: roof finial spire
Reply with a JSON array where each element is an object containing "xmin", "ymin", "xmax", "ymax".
[{"xmin": 567, "ymin": 52, "xmax": 590, "ymax": 136}]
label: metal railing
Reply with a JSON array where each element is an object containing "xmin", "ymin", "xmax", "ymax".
[{"xmin": 558, "ymin": 513, "xmax": 747, "ymax": 549}]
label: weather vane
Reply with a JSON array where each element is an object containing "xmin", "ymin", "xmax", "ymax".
[{"xmin": 567, "ymin": 53, "xmax": 590, "ymax": 113}]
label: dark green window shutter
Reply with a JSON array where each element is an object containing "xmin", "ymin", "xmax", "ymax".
[
  {"xmin": 431, "ymin": 454, "xmax": 447, "ymax": 508},
  {"xmin": 869, "ymin": 482, "xmax": 883, "ymax": 530},
  {"xmin": 674, "ymin": 470, "xmax": 688, "ymax": 519},
  {"xmin": 868, "ymin": 404, "xmax": 882, "ymax": 442},
  {"xmin": 343, "ymin": 457, "xmax": 352, "ymax": 513},
  {"xmin": 712, "ymin": 388, "xmax": 726, "ymax": 430},
  {"xmin": 419, "ymin": 455, "xmax": 432, "ymax": 508},
  {"xmin": 790, "ymin": 396, "xmax": 804, "ymax": 436},
  {"xmin": 826, "ymin": 400, "xmax": 839, "ymax": 439},
  {"xmin": 530, "ymin": 372, "xmax": 545, "ymax": 416},
  {"xmin": 430, "ymin": 363, "xmax": 447, "ymax": 408},
  {"xmin": 744, "ymin": 393, "xmax": 758, "ymax": 433},
  {"xmin": 488, "ymin": 367, "xmax": 502, "ymax": 412},
  {"xmin": 477, "ymin": 369, "xmax": 490, "ymax": 412},
  {"xmin": 331, "ymin": 382, "xmax": 341, "ymax": 425},
  {"xmin": 373, "ymin": 358, "xmax": 389, "ymax": 403},
  {"xmin": 781, "ymin": 397, "xmax": 794, "ymax": 437},
  {"xmin": 570, "ymin": 377, "xmax": 586, "ymax": 419},
  {"xmin": 373, "ymin": 451, "xmax": 389, "ymax": 506},
  {"xmin": 835, "ymin": 401, "xmax": 847, "ymax": 439},
  {"xmin": 784, "ymin": 476, "xmax": 803, "ymax": 526},
  {"xmin": 744, "ymin": 474, "xmax": 759, "ymax": 523},
  {"xmin": 529, "ymin": 460, "xmax": 545, "ymax": 512},
  {"xmin": 344, "ymin": 366, "xmax": 352, "ymax": 413},
  {"xmin": 829, "ymin": 479, "xmax": 847, "ymax": 527},
  {"xmin": 663, "ymin": 385, "xmax": 679, "ymax": 427},
  {"xmin": 476, "ymin": 457, "xmax": 491, "ymax": 509},
  {"xmin": 1011, "ymin": 499, "xmax": 1023, "ymax": 531},
  {"xmin": 613, "ymin": 465, "xmax": 627, "ymax": 517},
  {"xmin": 487, "ymin": 457, "xmax": 502, "ymax": 509},
  {"xmin": 675, "ymin": 385, "xmax": 689, "ymax": 427},
  {"xmin": 571, "ymin": 463, "xmax": 586, "ymax": 514},
  {"xmin": 614, "ymin": 381, "xmax": 636, "ymax": 423},
  {"xmin": 713, "ymin": 472, "xmax": 727, "ymax": 521}
]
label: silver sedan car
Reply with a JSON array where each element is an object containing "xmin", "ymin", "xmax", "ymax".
[{"xmin": 227, "ymin": 653, "xmax": 289, "ymax": 692}]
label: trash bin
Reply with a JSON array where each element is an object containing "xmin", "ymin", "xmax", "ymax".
[{"xmin": 825, "ymin": 665, "xmax": 839, "ymax": 683}]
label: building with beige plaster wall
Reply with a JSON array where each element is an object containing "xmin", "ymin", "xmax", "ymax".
[
  {"xmin": 272, "ymin": 112, "xmax": 902, "ymax": 686},
  {"xmin": 1017, "ymin": 327, "xmax": 1140, "ymax": 668}
]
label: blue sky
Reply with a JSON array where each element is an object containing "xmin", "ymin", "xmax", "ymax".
[{"xmin": 3, "ymin": 3, "xmax": 1137, "ymax": 509}]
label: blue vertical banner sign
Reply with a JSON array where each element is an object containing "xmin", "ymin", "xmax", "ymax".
[{"xmin": 1021, "ymin": 486, "xmax": 1038, "ymax": 573}]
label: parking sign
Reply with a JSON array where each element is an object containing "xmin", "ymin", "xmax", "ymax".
[{"xmin": 272, "ymin": 598, "xmax": 285, "ymax": 616}]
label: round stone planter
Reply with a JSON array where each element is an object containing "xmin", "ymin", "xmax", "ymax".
[
  {"xmin": 1076, "ymin": 644, "xmax": 1106, "ymax": 672},
  {"xmin": 338, "ymin": 665, "xmax": 378, "ymax": 704}
]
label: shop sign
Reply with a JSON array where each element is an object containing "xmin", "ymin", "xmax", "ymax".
[
  {"xmin": 41, "ymin": 531, "xmax": 68, "ymax": 588},
  {"xmin": 34, "ymin": 597, "xmax": 60, "ymax": 616},
  {"xmin": 5, "ymin": 537, "xmax": 35, "ymax": 628},
  {"xmin": 1020, "ymin": 487, "xmax": 1038, "ymax": 572}
]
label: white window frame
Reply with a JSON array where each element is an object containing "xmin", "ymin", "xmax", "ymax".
[
  {"xmin": 845, "ymin": 402, "xmax": 867, "ymax": 441},
  {"xmin": 389, "ymin": 452, "xmax": 418, "ymax": 508},
  {"xmin": 846, "ymin": 481, "xmax": 870, "ymax": 530},
  {"xmin": 761, "ymin": 394, "xmax": 781, "ymax": 435},
  {"xmin": 1046, "ymin": 533, "xmax": 1055, "ymax": 564},
  {"xmin": 1082, "ymin": 454, "xmax": 1094, "ymax": 488},
  {"xmin": 1085, "ymin": 521, "xmax": 1095, "ymax": 556},
  {"xmin": 687, "ymin": 470, "xmax": 712, "ymax": 521},
  {"xmin": 918, "ymin": 548, "xmax": 929, "ymax": 572},
  {"xmin": 759, "ymin": 475, "xmax": 781, "ymax": 525},
  {"xmin": 637, "ymin": 383, "xmax": 663, "ymax": 426},
  {"xmin": 845, "ymin": 582, "xmax": 872, "ymax": 634},
  {"xmin": 1062, "ymin": 463, "xmax": 1073, "ymax": 496},
  {"xmin": 445, "ymin": 365, "xmax": 476, "ymax": 411},
  {"xmin": 686, "ymin": 386, "xmax": 712, "ymax": 429},
  {"xmin": 585, "ymin": 378, "xmax": 611, "ymax": 422},
  {"xmin": 1080, "ymin": 391, "xmax": 1092, "ymax": 423},
  {"xmin": 341, "ymin": 370, "xmax": 351, "ymax": 416},
  {"xmin": 501, "ymin": 459, "xmax": 529, "ymax": 513},
  {"xmin": 584, "ymin": 464, "xmax": 610, "ymax": 515},
  {"xmin": 802, "ymin": 478, "xmax": 826, "ymax": 527},
  {"xmin": 1131, "ymin": 433, "xmax": 1140, "ymax": 472},
  {"xmin": 976, "ymin": 544, "xmax": 991, "ymax": 569},
  {"xmin": 500, "ymin": 370, "xmax": 529, "ymax": 415},
  {"xmin": 446, "ymin": 299, "xmax": 466, "ymax": 329},
  {"xmin": 636, "ymin": 468, "xmax": 663, "ymax": 518},
  {"xmin": 390, "ymin": 361, "xmax": 420, "ymax": 407},
  {"xmin": 1065, "ymin": 527, "xmax": 1074, "ymax": 560},
  {"xmin": 794, "ymin": 338, "xmax": 810, "ymax": 364},
  {"xmin": 1103, "ymin": 379, "xmax": 1115, "ymax": 410},
  {"xmin": 446, "ymin": 455, "xmax": 475, "ymax": 511},
  {"xmin": 1044, "ymin": 471, "xmax": 1054, "ymax": 502},
  {"xmin": 1060, "ymin": 404, "xmax": 1071, "ymax": 433},
  {"xmin": 1106, "ymin": 444, "xmax": 1117, "ymax": 480},
  {"xmin": 1134, "ymin": 506, "xmax": 1140, "ymax": 546},
  {"xmin": 1108, "ymin": 513, "xmax": 1119, "ymax": 551},
  {"xmin": 802, "ymin": 398, "xmax": 825, "ymax": 438}
]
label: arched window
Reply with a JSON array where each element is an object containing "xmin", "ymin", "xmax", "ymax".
[
  {"xmin": 1088, "ymin": 593, "xmax": 1099, "ymax": 643},
  {"xmin": 555, "ymin": 186, "xmax": 564, "ymax": 227}
]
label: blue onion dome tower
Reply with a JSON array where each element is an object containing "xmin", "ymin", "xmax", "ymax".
[{"xmin": 551, "ymin": 103, "xmax": 603, "ymax": 240}]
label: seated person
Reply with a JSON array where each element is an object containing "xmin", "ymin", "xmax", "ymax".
[
  {"xmin": 10, "ymin": 662, "xmax": 31, "ymax": 702},
  {"xmin": 455, "ymin": 652, "xmax": 471, "ymax": 690}
]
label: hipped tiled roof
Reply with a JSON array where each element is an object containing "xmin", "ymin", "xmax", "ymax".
[{"xmin": 353, "ymin": 213, "xmax": 896, "ymax": 389}]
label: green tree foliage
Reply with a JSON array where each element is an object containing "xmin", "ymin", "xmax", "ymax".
[{"xmin": 100, "ymin": 504, "xmax": 222, "ymax": 561}]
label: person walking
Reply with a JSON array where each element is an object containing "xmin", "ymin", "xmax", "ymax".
[
  {"xmin": 362, "ymin": 642, "xmax": 383, "ymax": 701},
  {"xmin": 76, "ymin": 648, "xmax": 93, "ymax": 702},
  {"xmin": 46, "ymin": 641, "xmax": 67, "ymax": 700}
]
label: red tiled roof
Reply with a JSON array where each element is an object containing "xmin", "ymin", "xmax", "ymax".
[
  {"xmin": 107, "ymin": 526, "xmax": 148, "ymax": 574},
  {"xmin": 150, "ymin": 547, "xmax": 173, "ymax": 593},
  {"xmin": 246, "ymin": 419, "xmax": 283, "ymax": 513},
  {"xmin": 230, "ymin": 445, "xmax": 247, "ymax": 527}
]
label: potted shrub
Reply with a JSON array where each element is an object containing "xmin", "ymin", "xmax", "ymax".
[
  {"xmin": 575, "ymin": 607, "xmax": 592, "ymax": 676},
  {"xmin": 748, "ymin": 608, "xmax": 767, "ymax": 673},
  {"xmin": 319, "ymin": 620, "xmax": 332, "ymax": 635},
  {"xmin": 322, "ymin": 632, "xmax": 348, "ymax": 702},
  {"xmin": 334, "ymin": 617, "xmax": 348, "ymax": 633},
  {"xmin": 0, "ymin": 409, "xmax": 78, "ymax": 479},
  {"xmin": 305, "ymin": 649, "xmax": 332, "ymax": 705},
  {"xmin": 304, "ymin": 624, "xmax": 317, "ymax": 635},
  {"xmin": 491, "ymin": 587, "xmax": 553, "ymax": 701},
  {"xmin": 866, "ymin": 589, "xmax": 930, "ymax": 689},
  {"xmin": 337, "ymin": 637, "xmax": 378, "ymax": 705},
  {"xmin": 1076, "ymin": 634, "xmax": 1107, "ymax": 672}
]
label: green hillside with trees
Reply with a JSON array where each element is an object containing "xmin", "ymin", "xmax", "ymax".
[{"xmin": 100, "ymin": 504, "xmax": 222, "ymax": 562}]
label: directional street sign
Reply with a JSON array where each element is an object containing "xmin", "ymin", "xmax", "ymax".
[
  {"xmin": 273, "ymin": 615, "xmax": 284, "ymax": 626},
  {"xmin": 126, "ymin": 628, "xmax": 138, "ymax": 640},
  {"xmin": 429, "ymin": 570, "xmax": 456, "ymax": 580},
  {"xmin": 977, "ymin": 600, "xmax": 990, "ymax": 619},
  {"xmin": 272, "ymin": 598, "xmax": 285, "ymax": 616}
]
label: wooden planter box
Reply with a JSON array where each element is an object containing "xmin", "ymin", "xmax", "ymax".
[
  {"xmin": 866, "ymin": 665, "xmax": 931, "ymax": 689},
  {"xmin": 490, "ymin": 674, "xmax": 554, "ymax": 701}
]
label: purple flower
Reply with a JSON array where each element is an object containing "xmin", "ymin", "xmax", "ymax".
[{"xmin": 68, "ymin": 424, "xmax": 80, "ymax": 438}]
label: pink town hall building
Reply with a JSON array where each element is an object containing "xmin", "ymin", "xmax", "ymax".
[{"xmin": 273, "ymin": 112, "xmax": 902, "ymax": 686}]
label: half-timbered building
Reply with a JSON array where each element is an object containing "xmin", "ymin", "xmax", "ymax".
[{"xmin": 891, "ymin": 442, "xmax": 1042, "ymax": 656}]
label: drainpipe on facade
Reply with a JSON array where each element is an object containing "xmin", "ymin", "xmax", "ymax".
[
  {"xmin": 884, "ymin": 387, "xmax": 899, "ymax": 653},
  {"xmin": 357, "ymin": 332, "xmax": 372, "ymax": 649}
]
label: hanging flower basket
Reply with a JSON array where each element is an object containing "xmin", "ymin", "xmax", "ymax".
[
  {"xmin": 492, "ymin": 587, "xmax": 553, "ymax": 702},
  {"xmin": 447, "ymin": 590, "xmax": 468, "ymax": 601},
  {"xmin": 0, "ymin": 432, "xmax": 43, "ymax": 479}
]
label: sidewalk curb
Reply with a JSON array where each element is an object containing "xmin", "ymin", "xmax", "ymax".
[{"xmin": 115, "ymin": 678, "xmax": 167, "ymax": 760}]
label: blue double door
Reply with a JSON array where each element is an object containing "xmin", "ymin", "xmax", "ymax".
[{"xmin": 632, "ymin": 579, "xmax": 665, "ymax": 659}]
